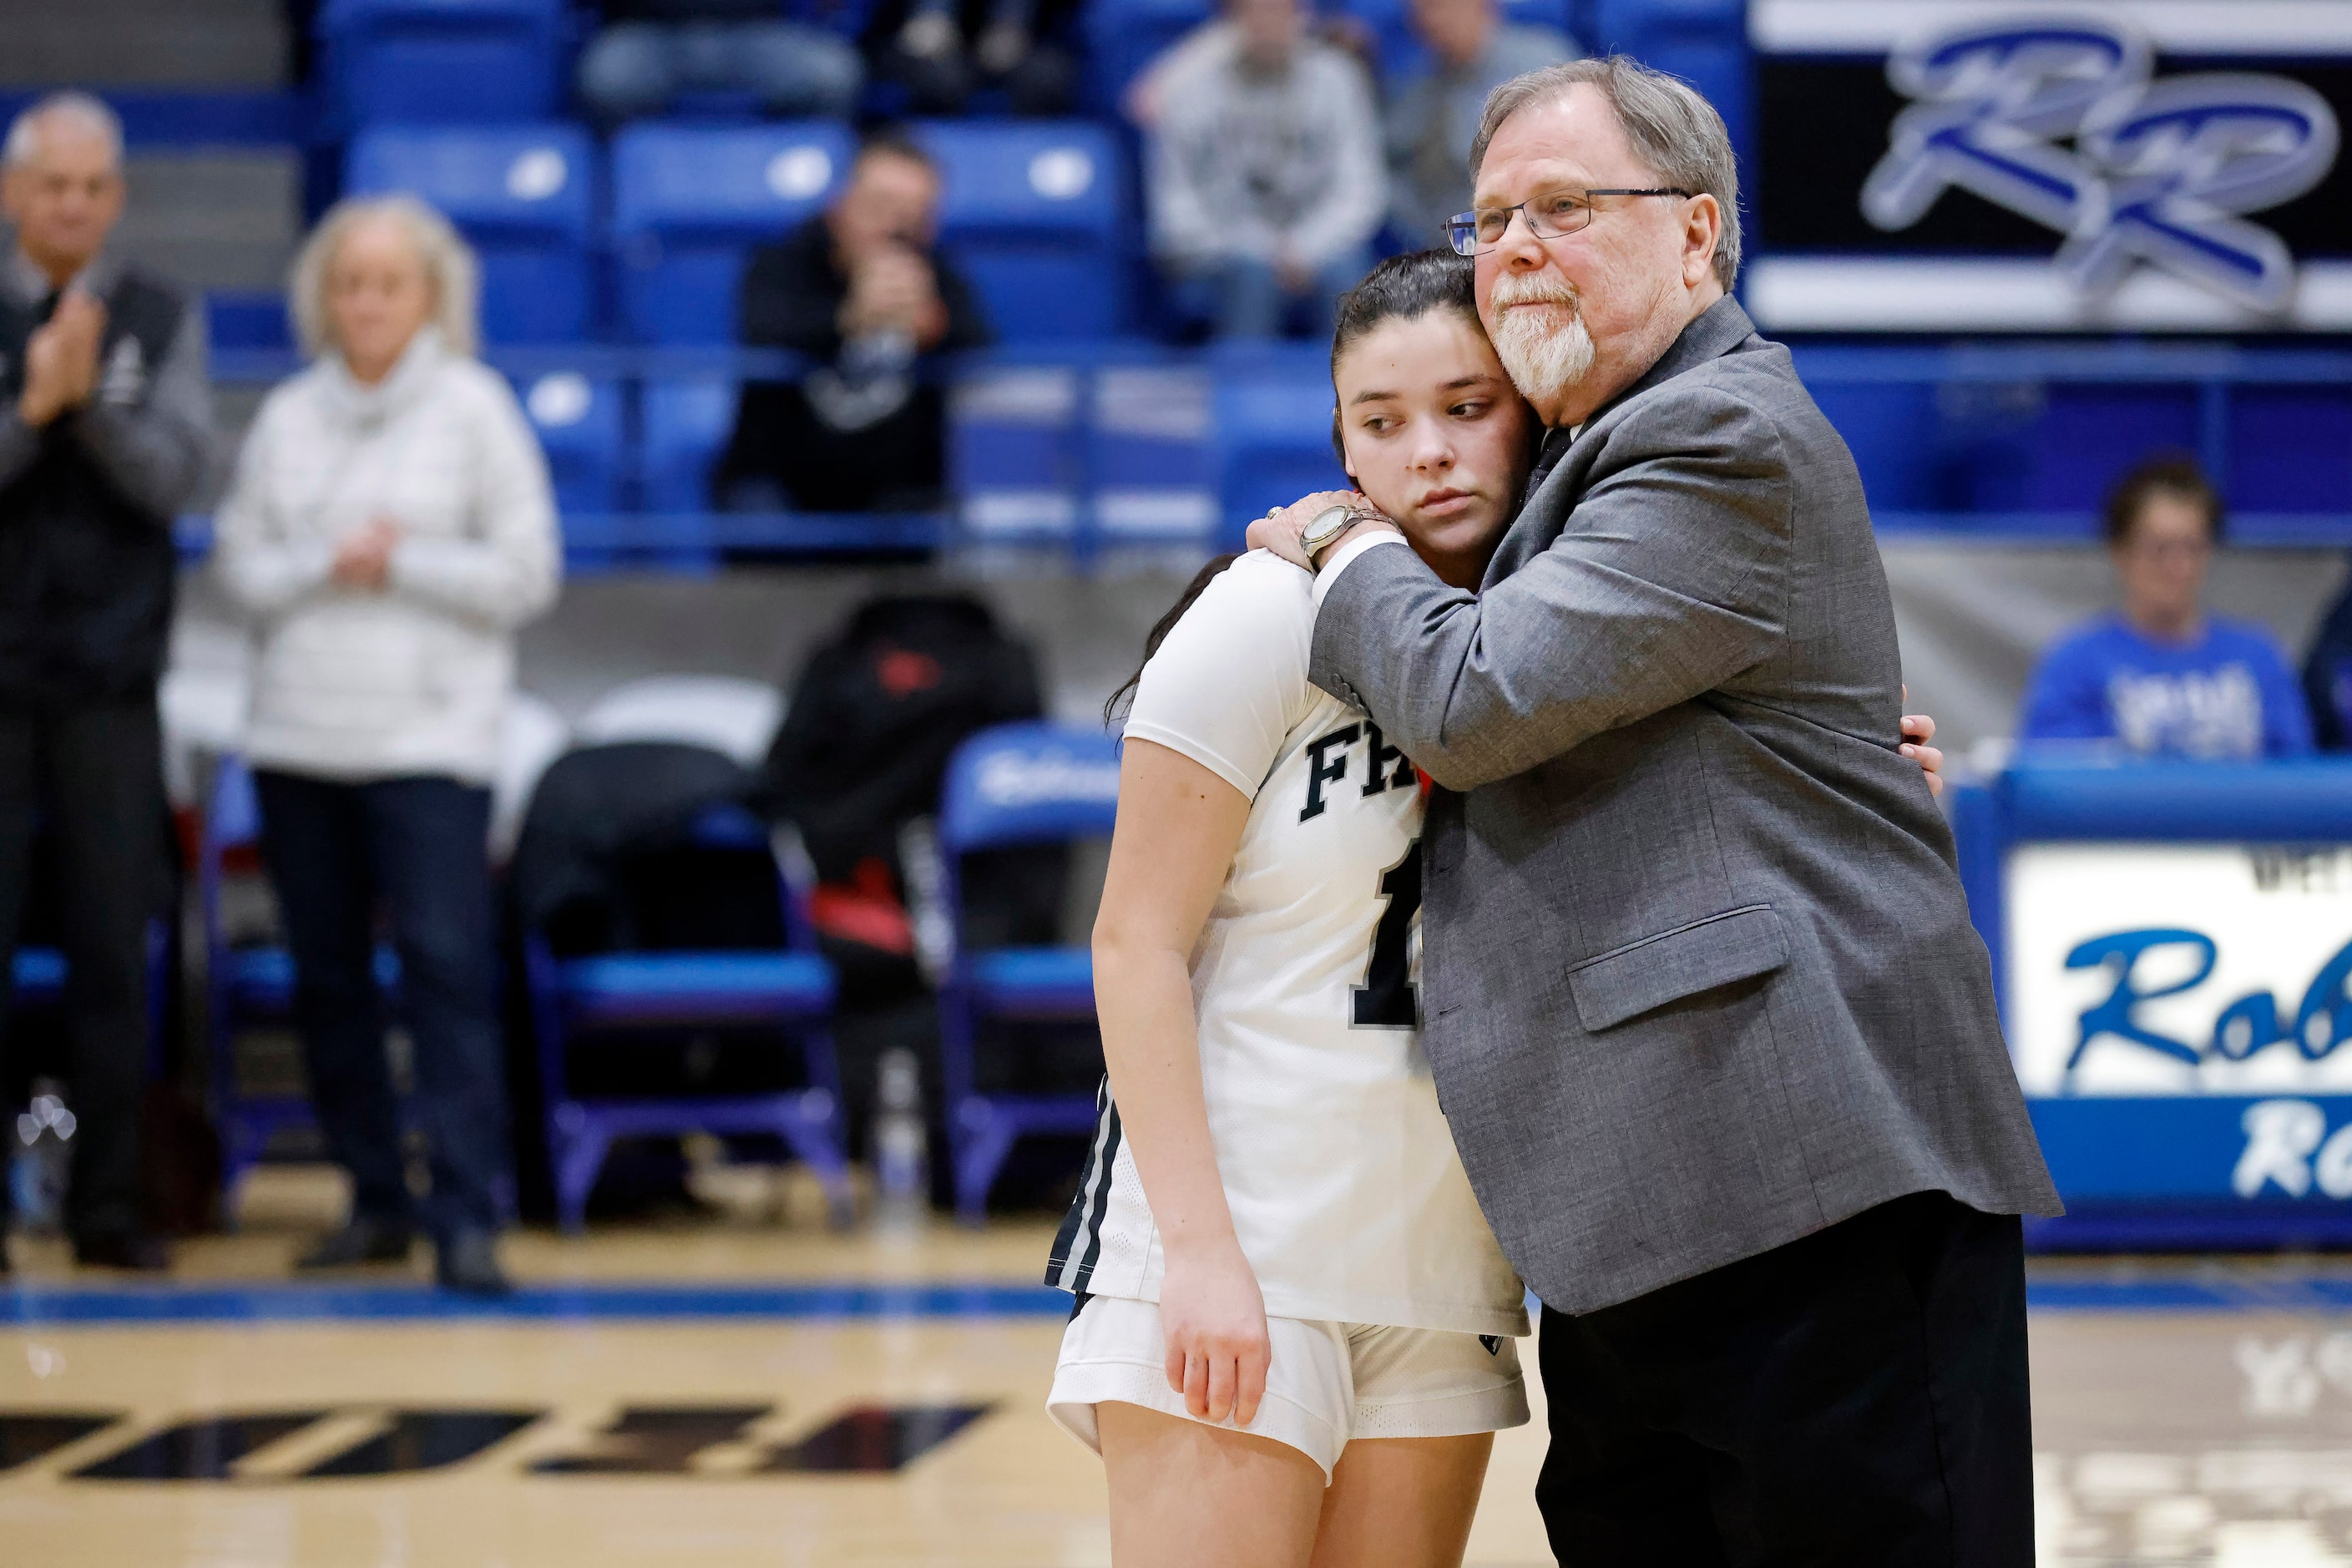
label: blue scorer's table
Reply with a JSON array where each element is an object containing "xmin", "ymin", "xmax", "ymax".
[{"xmin": 1952, "ymin": 760, "xmax": 2352, "ymax": 1250}]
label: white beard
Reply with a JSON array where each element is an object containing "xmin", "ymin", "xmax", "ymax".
[{"xmin": 1486, "ymin": 281, "xmax": 1596, "ymax": 407}]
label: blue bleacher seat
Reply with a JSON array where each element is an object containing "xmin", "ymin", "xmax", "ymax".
[
  {"xmin": 320, "ymin": 0, "xmax": 567, "ymax": 125},
  {"xmin": 514, "ymin": 368, "xmax": 625, "ymax": 513},
  {"xmin": 345, "ymin": 124, "xmax": 596, "ymax": 344},
  {"xmin": 935, "ymin": 722, "xmax": 1121, "ymax": 1222},
  {"xmin": 1080, "ymin": 0, "xmax": 1215, "ymax": 114},
  {"xmin": 640, "ymin": 377, "xmax": 737, "ymax": 513},
  {"xmin": 1211, "ymin": 342, "xmax": 1347, "ymax": 548},
  {"xmin": 612, "ymin": 122, "xmax": 855, "ymax": 345},
  {"xmin": 911, "ymin": 122, "xmax": 1126, "ymax": 343},
  {"xmin": 1589, "ymin": 0, "xmax": 1750, "ymax": 159}
]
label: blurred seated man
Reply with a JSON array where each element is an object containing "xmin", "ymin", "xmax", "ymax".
[
  {"xmin": 1146, "ymin": 0, "xmax": 1383, "ymax": 341},
  {"xmin": 717, "ymin": 132, "xmax": 992, "ymax": 515},
  {"xmin": 2021, "ymin": 455, "xmax": 2312, "ymax": 760},
  {"xmin": 1384, "ymin": 0, "xmax": 1574, "ymax": 248},
  {"xmin": 575, "ymin": 0, "xmax": 863, "ymax": 126}
]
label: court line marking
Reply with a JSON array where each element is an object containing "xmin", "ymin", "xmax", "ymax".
[{"xmin": 2, "ymin": 1277, "xmax": 2350, "ymax": 1325}]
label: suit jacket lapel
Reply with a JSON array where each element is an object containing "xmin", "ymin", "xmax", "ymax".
[{"xmin": 1483, "ymin": 296, "xmax": 1763, "ymax": 588}]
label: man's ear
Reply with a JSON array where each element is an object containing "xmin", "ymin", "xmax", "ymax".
[{"xmin": 1682, "ymin": 194, "xmax": 1722, "ymax": 289}]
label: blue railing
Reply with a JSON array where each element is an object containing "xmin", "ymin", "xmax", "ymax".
[{"xmin": 194, "ymin": 336, "xmax": 2352, "ymax": 565}]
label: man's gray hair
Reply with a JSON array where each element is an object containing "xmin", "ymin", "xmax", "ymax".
[
  {"xmin": 3, "ymin": 91, "xmax": 125, "ymax": 172},
  {"xmin": 1469, "ymin": 55, "xmax": 1742, "ymax": 291},
  {"xmin": 289, "ymin": 194, "xmax": 482, "ymax": 360}
]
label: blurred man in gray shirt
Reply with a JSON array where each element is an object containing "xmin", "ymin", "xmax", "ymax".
[
  {"xmin": 1146, "ymin": 0, "xmax": 1386, "ymax": 340},
  {"xmin": 0, "ymin": 93, "xmax": 213, "ymax": 1274},
  {"xmin": 1383, "ymin": 0, "xmax": 1575, "ymax": 248}
]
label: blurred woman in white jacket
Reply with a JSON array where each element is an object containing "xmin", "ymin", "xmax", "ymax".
[{"xmin": 215, "ymin": 195, "xmax": 559, "ymax": 1296}]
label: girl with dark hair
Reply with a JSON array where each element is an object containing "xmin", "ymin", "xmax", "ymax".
[{"xmin": 1050, "ymin": 252, "xmax": 1944, "ymax": 1565}]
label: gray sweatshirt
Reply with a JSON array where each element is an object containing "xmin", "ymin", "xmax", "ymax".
[{"xmin": 1149, "ymin": 34, "xmax": 1388, "ymax": 271}]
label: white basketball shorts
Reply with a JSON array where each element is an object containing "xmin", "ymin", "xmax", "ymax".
[{"xmin": 1045, "ymin": 1292, "xmax": 1528, "ymax": 1482}]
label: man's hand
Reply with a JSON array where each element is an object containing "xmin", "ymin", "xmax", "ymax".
[
  {"xmin": 1900, "ymin": 686, "xmax": 1945, "ymax": 797},
  {"xmin": 1245, "ymin": 488, "xmax": 1402, "ymax": 571},
  {"xmin": 841, "ymin": 247, "xmax": 942, "ymax": 341},
  {"xmin": 18, "ymin": 291, "xmax": 107, "ymax": 427},
  {"xmin": 331, "ymin": 517, "xmax": 401, "ymax": 593}
]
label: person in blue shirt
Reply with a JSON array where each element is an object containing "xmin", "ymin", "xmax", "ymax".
[{"xmin": 2022, "ymin": 455, "xmax": 2313, "ymax": 759}]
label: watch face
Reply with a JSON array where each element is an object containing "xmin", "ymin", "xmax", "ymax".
[{"xmin": 1306, "ymin": 504, "xmax": 1353, "ymax": 545}]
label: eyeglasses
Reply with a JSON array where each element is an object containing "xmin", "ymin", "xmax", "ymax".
[{"xmin": 1445, "ymin": 188, "xmax": 1692, "ymax": 256}]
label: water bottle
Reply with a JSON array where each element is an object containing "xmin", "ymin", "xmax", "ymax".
[
  {"xmin": 10, "ymin": 1080, "xmax": 75, "ymax": 1234},
  {"xmin": 873, "ymin": 1046, "xmax": 928, "ymax": 1230}
]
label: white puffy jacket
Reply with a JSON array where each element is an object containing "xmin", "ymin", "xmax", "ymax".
[{"xmin": 214, "ymin": 328, "xmax": 561, "ymax": 785}]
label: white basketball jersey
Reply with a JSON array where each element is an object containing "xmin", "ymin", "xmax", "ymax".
[{"xmin": 1046, "ymin": 551, "xmax": 1525, "ymax": 1338}]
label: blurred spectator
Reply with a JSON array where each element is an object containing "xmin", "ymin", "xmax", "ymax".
[
  {"xmin": 718, "ymin": 132, "xmax": 991, "ymax": 515},
  {"xmin": 1383, "ymin": 0, "xmax": 1575, "ymax": 248},
  {"xmin": 2302, "ymin": 569, "xmax": 2352, "ymax": 751},
  {"xmin": 0, "ymin": 94, "xmax": 212, "ymax": 1276},
  {"xmin": 879, "ymin": 0, "xmax": 1078, "ymax": 115},
  {"xmin": 214, "ymin": 196, "xmax": 561, "ymax": 1296},
  {"xmin": 1146, "ymin": 0, "xmax": 1384, "ymax": 341},
  {"xmin": 574, "ymin": 0, "xmax": 863, "ymax": 126},
  {"xmin": 2021, "ymin": 456, "xmax": 2311, "ymax": 760}
]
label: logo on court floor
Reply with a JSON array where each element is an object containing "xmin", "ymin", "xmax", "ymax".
[
  {"xmin": 0, "ymin": 1403, "xmax": 992, "ymax": 1483},
  {"xmin": 1864, "ymin": 14, "xmax": 2340, "ymax": 311}
]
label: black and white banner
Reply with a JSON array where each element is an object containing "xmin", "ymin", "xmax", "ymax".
[{"xmin": 1747, "ymin": 0, "xmax": 2352, "ymax": 331}]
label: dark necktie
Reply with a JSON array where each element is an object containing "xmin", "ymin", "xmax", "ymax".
[{"xmin": 1522, "ymin": 424, "xmax": 1575, "ymax": 505}]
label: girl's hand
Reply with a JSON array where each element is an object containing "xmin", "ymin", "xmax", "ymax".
[{"xmin": 1158, "ymin": 1235, "xmax": 1272, "ymax": 1427}]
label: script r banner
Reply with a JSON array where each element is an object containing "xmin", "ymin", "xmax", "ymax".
[{"xmin": 2007, "ymin": 842, "xmax": 2352, "ymax": 1203}]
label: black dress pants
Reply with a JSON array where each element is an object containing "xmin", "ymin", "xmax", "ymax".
[
  {"xmin": 0, "ymin": 699, "xmax": 166, "ymax": 1245},
  {"xmin": 252, "ymin": 770, "xmax": 509, "ymax": 1241},
  {"xmin": 1536, "ymin": 1191, "xmax": 2034, "ymax": 1567}
]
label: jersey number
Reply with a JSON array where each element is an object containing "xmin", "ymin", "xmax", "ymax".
[{"xmin": 1352, "ymin": 840, "xmax": 1422, "ymax": 1027}]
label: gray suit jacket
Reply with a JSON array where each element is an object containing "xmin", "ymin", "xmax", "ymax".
[{"xmin": 1309, "ymin": 296, "xmax": 2060, "ymax": 1315}]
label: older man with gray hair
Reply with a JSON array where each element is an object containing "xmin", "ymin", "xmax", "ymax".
[
  {"xmin": 1255, "ymin": 57, "xmax": 2058, "ymax": 1562},
  {"xmin": 0, "ymin": 93, "xmax": 213, "ymax": 1276}
]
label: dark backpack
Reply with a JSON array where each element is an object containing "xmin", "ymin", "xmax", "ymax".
[{"xmin": 763, "ymin": 594, "xmax": 1066, "ymax": 999}]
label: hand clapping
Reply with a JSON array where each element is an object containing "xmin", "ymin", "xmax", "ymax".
[{"xmin": 17, "ymin": 290, "xmax": 107, "ymax": 427}]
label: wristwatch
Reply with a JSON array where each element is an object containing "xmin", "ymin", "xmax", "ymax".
[{"xmin": 1300, "ymin": 503, "xmax": 1358, "ymax": 568}]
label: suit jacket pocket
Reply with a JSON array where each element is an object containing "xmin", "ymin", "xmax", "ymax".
[{"xmin": 1565, "ymin": 905, "xmax": 1788, "ymax": 1032}]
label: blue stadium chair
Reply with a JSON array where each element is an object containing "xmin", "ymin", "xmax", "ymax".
[
  {"xmin": 640, "ymin": 376, "xmax": 737, "ymax": 516},
  {"xmin": 911, "ymin": 122, "xmax": 1126, "ymax": 342},
  {"xmin": 612, "ymin": 122, "xmax": 855, "ymax": 345},
  {"xmin": 522, "ymin": 802, "xmax": 852, "ymax": 1233},
  {"xmin": 935, "ymin": 722, "xmax": 1121, "ymax": 1222},
  {"xmin": 1210, "ymin": 342, "xmax": 1348, "ymax": 548},
  {"xmin": 319, "ymin": 0, "xmax": 569, "ymax": 125},
  {"xmin": 345, "ymin": 124, "xmax": 597, "ymax": 344},
  {"xmin": 1587, "ymin": 0, "xmax": 1750, "ymax": 160},
  {"xmin": 513, "ymin": 368, "xmax": 625, "ymax": 514},
  {"xmin": 1080, "ymin": 0, "xmax": 1216, "ymax": 114},
  {"xmin": 201, "ymin": 755, "xmax": 402, "ymax": 1211}
]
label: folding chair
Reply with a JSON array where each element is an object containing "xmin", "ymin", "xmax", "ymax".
[
  {"xmin": 934, "ymin": 721, "xmax": 1120, "ymax": 1222},
  {"xmin": 201, "ymin": 754, "xmax": 401, "ymax": 1210},
  {"xmin": 522, "ymin": 802, "xmax": 852, "ymax": 1232}
]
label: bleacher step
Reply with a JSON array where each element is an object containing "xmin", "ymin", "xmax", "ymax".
[
  {"xmin": 114, "ymin": 151, "xmax": 303, "ymax": 296},
  {"xmin": 0, "ymin": 0, "xmax": 285, "ymax": 89}
]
